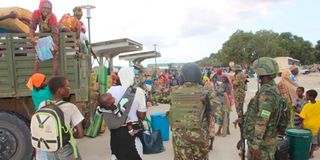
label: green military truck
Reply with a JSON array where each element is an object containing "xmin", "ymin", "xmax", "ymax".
[
  {"xmin": 0, "ymin": 32, "xmax": 143, "ymax": 159},
  {"xmin": 0, "ymin": 32, "xmax": 91, "ymax": 160}
]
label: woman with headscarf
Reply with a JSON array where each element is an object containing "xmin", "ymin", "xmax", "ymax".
[
  {"xmin": 278, "ymin": 66, "xmax": 299, "ymax": 127},
  {"xmin": 29, "ymin": 0, "xmax": 59, "ymax": 75},
  {"xmin": 278, "ymin": 67, "xmax": 299, "ymax": 104},
  {"xmin": 26, "ymin": 73, "xmax": 52, "ymax": 111},
  {"xmin": 212, "ymin": 68, "xmax": 223, "ymax": 89},
  {"xmin": 215, "ymin": 74, "xmax": 234, "ymax": 137}
]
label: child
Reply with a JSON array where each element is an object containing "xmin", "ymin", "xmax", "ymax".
[
  {"xmin": 293, "ymin": 87, "xmax": 307, "ymax": 127},
  {"xmin": 38, "ymin": 76, "xmax": 84, "ymax": 159},
  {"xmin": 97, "ymin": 93, "xmax": 139, "ymax": 136},
  {"xmin": 26, "ymin": 73, "xmax": 52, "ymax": 160},
  {"xmin": 299, "ymin": 89, "xmax": 320, "ymax": 158},
  {"xmin": 26, "ymin": 73, "xmax": 52, "ymax": 111}
]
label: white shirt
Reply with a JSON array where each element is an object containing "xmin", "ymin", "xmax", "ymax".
[
  {"xmin": 107, "ymin": 86, "xmax": 147, "ymax": 122},
  {"xmin": 80, "ymin": 32, "xmax": 88, "ymax": 41},
  {"xmin": 39, "ymin": 101, "xmax": 84, "ymax": 129}
]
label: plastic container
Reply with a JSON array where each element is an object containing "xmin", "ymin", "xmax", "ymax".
[
  {"xmin": 150, "ymin": 112, "xmax": 169, "ymax": 141},
  {"xmin": 285, "ymin": 128, "xmax": 312, "ymax": 160}
]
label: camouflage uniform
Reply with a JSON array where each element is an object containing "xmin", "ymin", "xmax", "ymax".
[
  {"xmin": 244, "ymin": 80, "xmax": 280, "ymax": 160},
  {"xmin": 171, "ymin": 82, "xmax": 218, "ymax": 160},
  {"xmin": 170, "ymin": 63, "xmax": 218, "ymax": 160},
  {"xmin": 172, "ymin": 127, "xmax": 209, "ymax": 160},
  {"xmin": 243, "ymin": 57, "xmax": 288, "ymax": 160},
  {"xmin": 233, "ymin": 71, "xmax": 247, "ymax": 117}
]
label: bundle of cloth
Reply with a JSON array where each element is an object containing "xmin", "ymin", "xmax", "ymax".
[{"xmin": 0, "ymin": 7, "xmax": 32, "ymax": 33}]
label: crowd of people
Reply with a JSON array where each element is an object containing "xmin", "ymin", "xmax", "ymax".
[
  {"xmin": 27, "ymin": 57, "xmax": 320, "ymax": 160},
  {"xmin": 16, "ymin": 1, "xmax": 320, "ymax": 160}
]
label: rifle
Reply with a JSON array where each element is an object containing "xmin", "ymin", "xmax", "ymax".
[
  {"xmin": 234, "ymin": 105, "xmax": 245, "ymax": 159},
  {"xmin": 201, "ymin": 93, "xmax": 212, "ymax": 123},
  {"xmin": 240, "ymin": 104, "xmax": 245, "ymax": 160}
]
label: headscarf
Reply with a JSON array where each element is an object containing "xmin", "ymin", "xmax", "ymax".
[
  {"xmin": 26, "ymin": 73, "xmax": 46, "ymax": 90},
  {"xmin": 216, "ymin": 68, "xmax": 223, "ymax": 75},
  {"xmin": 31, "ymin": 0, "xmax": 57, "ymax": 32},
  {"xmin": 278, "ymin": 68, "xmax": 298, "ymax": 104},
  {"xmin": 289, "ymin": 65, "xmax": 298, "ymax": 72},
  {"xmin": 73, "ymin": 6, "xmax": 83, "ymax": 18},
  {"xmin": 118, "ymin": 67, "xmax": 134, "ymax": 90}
]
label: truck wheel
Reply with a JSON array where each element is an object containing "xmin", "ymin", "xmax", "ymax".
[{"xmin": 0, "ymin": 112, "xmax": 33, "ymax": 160}]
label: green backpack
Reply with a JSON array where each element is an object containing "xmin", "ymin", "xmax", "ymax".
[{"xmin": 169, "ymin": 85, "xmax": 204, "ymax": 129}]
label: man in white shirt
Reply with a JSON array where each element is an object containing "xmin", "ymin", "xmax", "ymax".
[{"xmin": 99, "ymin": 67, "xmax": 146, "ymax": 160}]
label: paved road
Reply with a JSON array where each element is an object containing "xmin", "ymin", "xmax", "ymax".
[{"xmin": 78, "ymin": 73, "xmax": 320, "ymax": 160}]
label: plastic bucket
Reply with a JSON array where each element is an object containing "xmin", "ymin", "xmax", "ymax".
[
  {"xmin": 150, "ymin": 112, "xmax": 169, "ymax": 141},
  {"xmin": 285, "ymin": 128, "xmax": 312, "ymax": 160}
]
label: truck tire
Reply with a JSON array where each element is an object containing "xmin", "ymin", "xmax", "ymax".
[{"xmin": 0, "ymin": 112, "xmax": 33, "ymax": 160}]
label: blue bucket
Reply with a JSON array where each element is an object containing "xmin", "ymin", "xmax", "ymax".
[{"xmin": 150, "ymin": 112, "xmax": 169, "ymax": 141}]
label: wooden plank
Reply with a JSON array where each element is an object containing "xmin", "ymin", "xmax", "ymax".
[
  {"xmin": 11, "ymin": 39, "xmax": 30, "ymax": 43},
  {"xmin": 15, "ymin": 56, "xmax": 37, "ymax": 61},
  {"xmin": 15, "ymin": 70, "xmax": 34, "ymax": 76},
  {"xmin": 63, "ymin": 38, "xmax": 76, "ymax": 42},
  {"xmin": 0, "ymin": 70, "xmax": 9, "ymax": 75},
  {"xmin": 0, "ymin": 61, "xmax": 8, "ymax": 68},
  {"xmin": 0, "ymin": 39, "xmax": 10, "ymax": 43},
  {"xmin": 12, "ymin": 43, "xmax": 33, "ymax": 48},
  {"xmin": 63, "ymin": 48, "xmax": 76, "ymax": 53},
  {"xmin": 0, "ymin": 78, "xmax": 10, "ymax": 83},
  {"xmin": 0, "ymin": 85, "xmax": 11, "ymax": 90},
  {"xmin": 0, "ymin": 92, "xmax": 13, "ymax": 98},
  {"xmin": 63, "ymin": 43, "xmax": 76, "ymax": 47},
  {"xmin": 13, "ymin": 50, "xmax": 28, "ymax": 54},
  {"xmin": 0, "ymin": 74, "xmax": 9, "ymax": 79}
]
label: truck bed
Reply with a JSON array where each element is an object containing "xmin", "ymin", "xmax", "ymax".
[{"xmin": 0, "ymin": 32, "xmax": 86, "ymax": 100}]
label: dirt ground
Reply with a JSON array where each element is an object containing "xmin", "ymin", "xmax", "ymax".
[{"xmin": 77, "ymin": 72, "xmax": 320, "ymax": 160}]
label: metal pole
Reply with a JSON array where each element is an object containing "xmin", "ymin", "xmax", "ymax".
[
  {"xmin": 154, "ymin": 44, "xmax": 157, "ymax": 69},
  {"xmin": 87, "ymin": 17, "xmax": 91, "ymax": 44}
]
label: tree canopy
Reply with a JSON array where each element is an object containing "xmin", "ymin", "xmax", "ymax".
[{"xmin": 196, "ymin": 30, "xmax": 318, "ymax": 67}]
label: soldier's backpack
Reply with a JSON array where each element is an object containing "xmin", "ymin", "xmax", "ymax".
[
  {"xmin": 169, "ymin": 85, "xmax": 204, "ymax": 129},
  {"xmin": 30, "ymin": 100, "xmax": 71, "ymax": 152}
]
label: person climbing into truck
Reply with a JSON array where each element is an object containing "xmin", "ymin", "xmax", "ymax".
[{"xmin": 29, "ymin": 0, "xmax": 59, "ymax": 75}]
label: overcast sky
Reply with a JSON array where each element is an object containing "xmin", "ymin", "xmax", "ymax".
[{"xmin": 3, "ymin": 0, "xmax": 319, "ymax": 67}]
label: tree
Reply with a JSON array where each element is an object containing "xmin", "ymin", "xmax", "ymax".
[
  {"xmin": 314, "ymin": 40, "xmax": 320, "ymax": 64},
  {"xmin": 196, "ymin": 30, "xmax": 318, "ymax": 66},
  {"xmin": 217, "ymin": 30, "xmax": 287, "ymax": 65}
]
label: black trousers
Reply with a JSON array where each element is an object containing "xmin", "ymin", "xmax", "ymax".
[{"xmin": 110, "ymin": 126, "xmax": 142, "ymax": 160}]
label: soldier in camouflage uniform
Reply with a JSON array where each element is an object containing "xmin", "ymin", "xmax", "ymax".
[
  {"xmin": 243, "ymin": 57, "xmax": 287, "ymax": 160},
  {"xmin": 169, "ymin": 63, "xmax": 220, "ymax": 160},
  {"xmin": 233, "ymin": 65, "xmax": 247, "ymax": 118}
]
